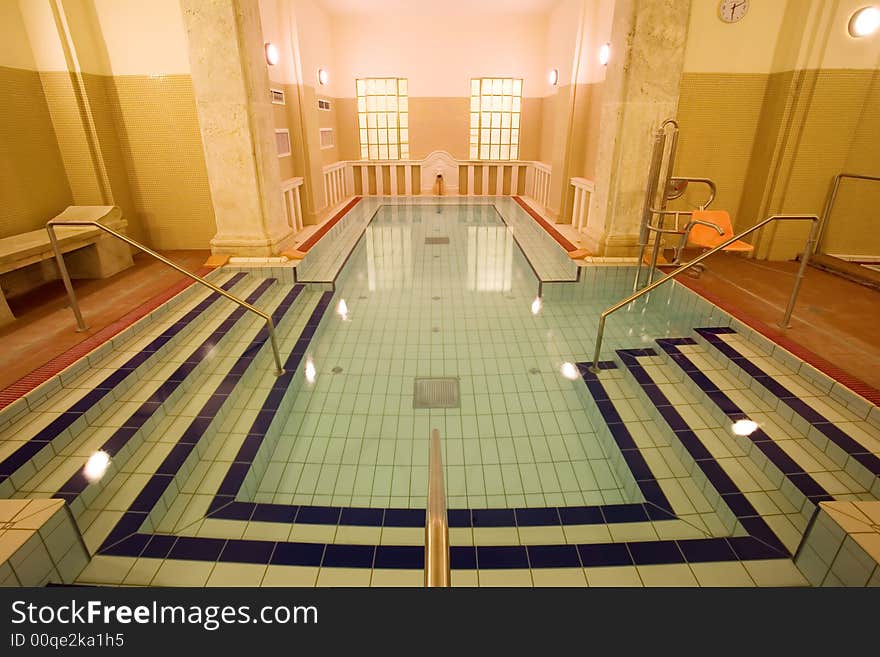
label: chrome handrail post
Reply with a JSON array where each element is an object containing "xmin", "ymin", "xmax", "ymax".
[
  {"xmin": 780, "ymin": 216, "xmax": 819, "ymax": 328},
  {"xmin": 46, "ymin": 219, "xmax": 285, "ymax": 376},
  {"xmin": 590, "ymin": 214, "xmax": 819, "ymax": 371},
  {"xmin": 425, "ymin": 428, "xmax": 450, "ymax": 587},
  {"xmin": 46, "ymin": 224, "xmax": 89, "ymax": 332}
]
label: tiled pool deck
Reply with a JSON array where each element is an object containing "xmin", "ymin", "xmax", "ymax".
[{"xmin": 0, "ymin": 197, "xmax": 877, "ymax": 587}]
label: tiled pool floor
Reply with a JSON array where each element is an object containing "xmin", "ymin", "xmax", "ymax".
[{"xmin": 1, "ymin": 198, "xmax": 878, "ymax": 587}]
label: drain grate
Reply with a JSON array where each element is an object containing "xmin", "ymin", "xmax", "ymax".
[
  {"xmin": 413, "ymin": 377, "xmax": 460, "ymax": 408},
  {"xmin": 424, "ymin": 237, "xmax": 450, "ymax": 245}
]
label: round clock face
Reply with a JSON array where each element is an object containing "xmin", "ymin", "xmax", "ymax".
[{"xmin": 719, "ymin": 0, "xmax": 749, "ymax": 23}]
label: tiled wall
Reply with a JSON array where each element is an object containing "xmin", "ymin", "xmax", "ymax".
[
  {"xmin": 675, "ymin": 68, "xmax": 880, "ymax": 260},
  {"xmin": 0, "ymin": 66, "xmax": 73, "ymax": 238},
  {"xmin": 105, "ymin": 74, "xmax": 216, "ymax": 250}
]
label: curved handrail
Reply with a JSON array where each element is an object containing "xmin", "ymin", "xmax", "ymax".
[
  {"xmin": 817, "ymin": 173, "xmax": 880, "ymax": 252},
  {"xmin": 46, "ymin": 219, "xmax": 285, "ymax": 376},
  {"xmin": 590, "ymin": 214, "xmax": 820, "ymax": 371},
  {"xmin": 425, "ymin": 428, "xmax": 450, "ymax": 587}
]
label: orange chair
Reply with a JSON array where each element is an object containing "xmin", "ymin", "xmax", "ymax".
[
  {"xmin": 685, "ymin": 210, "xmax": 753, "ymax": 253},
  {"xmin": 678, "ymin": 210, "xmax": 753, "ymax": 277}
]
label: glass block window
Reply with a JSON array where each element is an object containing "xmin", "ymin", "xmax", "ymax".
[
  {"xmin": 469, "ymin": 78, "xmax": 522, "ymax": 160},
  {"xmin": 356, "ymin": 77, "xmax": 409, "ymax": 160}
]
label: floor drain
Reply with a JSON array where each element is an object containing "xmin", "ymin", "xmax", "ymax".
[
  {"xmin": 331, "ymin": 366, "xmax": 343, "ymax": 374},
  {"xmin": 424, "ymin": 237, "xmax": 450, "ymax": 245},
  {"xmin": 529, "ymin": 367, "xmax": 540, "ymax": 375},
  {"xmin": 358, "ymin": 295, "xmax": 367, "ymax": 299},
  {"xmin": 432, "ymin": 327, "xmax": 440, "ymax": 333},
  {"xmin": 413, "ymin": 377, "xmax": 460, "ymax": 409},
  {"xmin": 432, "ymin": 296, "xmax": 441, "ymax": 300}
]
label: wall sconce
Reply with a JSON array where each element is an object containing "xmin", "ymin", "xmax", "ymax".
[
  {"xmin": 317, "ymin": 68, "xmax": 329, "ymax": 85},
  {"xmin": 264, "ymin": 42, "xmax": 280, "ymax": 66},
  {"xmin": 848, "ymin": 6, "xmax": 880, "ymax": 37},
  {"xmin": 598, "ymin": 42, "xmax": 611, "ymax": 66},
  {"xmin": 548, "ymin": 68, "xmax": 559, "ymax": 86}
]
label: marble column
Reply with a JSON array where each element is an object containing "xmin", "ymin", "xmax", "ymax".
[
  {"xmin": 180, "ymin": 0, "xmax": 294, "ymax": 255},
  {"xmin": 584, "ymin": 0, "xmax": 691, "ymax": 256}
]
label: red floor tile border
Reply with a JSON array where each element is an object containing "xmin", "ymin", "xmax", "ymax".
[
  {"xmin": 675, "ymin": 274, "xmax": 880, "ymax": 407},
  {"xmin": 512, "ymin": 196, "xmax": 578, "ymax": 253},
  {"xmin": 0, "ymin": 266, "xmax": 216, "ymax": 411},
  {"xmin": 297, "ymin": 197, "xmax": 362, "ymax": 252}
]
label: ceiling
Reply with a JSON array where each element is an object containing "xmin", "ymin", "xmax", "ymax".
[{"xmin": 315, "ymin": 0, "xmax": 560, "ymax": 16}]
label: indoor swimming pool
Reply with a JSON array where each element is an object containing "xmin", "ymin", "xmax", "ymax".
[{"xmin": 1, "ymin": 198, "xmax": 878, "ymax": 587}]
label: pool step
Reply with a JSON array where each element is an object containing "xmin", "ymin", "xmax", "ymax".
[
  {"xmin": 87, "ymin": 286, "xmax": 323, "ymax": 557},
  {"xmin": 692, "ymin": 327, "xmax": 880, "ymax": 495},
  {"xmin": 67, "ymin": 281, "xmax": 307, "ymax": 550},
  {"xmin": 0, "ymin": 271, "xmax": 253, "ymax": 497},
  {"xmin": 21, "ymin": 277, "xmax": 286, "ymax": 513}
]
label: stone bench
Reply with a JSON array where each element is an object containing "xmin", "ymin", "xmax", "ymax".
[{"xmin": 0, "ymin": 206, "xmax": 134, "ymax": 327}]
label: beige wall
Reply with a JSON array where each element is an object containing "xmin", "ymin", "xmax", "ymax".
[
  {"xmin": 0, "ymin": 2, "xmax": 72, "ymax": 239},
  {"xmin": 0, "ymin": 66, "xmax": 73, "ymax": 238},
  {"xmin": 2, "ymin": 0, "xmax": 216, "ymax": 250},
  {"xmin": 674, "ymin": 0, "xmax": 880, "ymax": 261}
]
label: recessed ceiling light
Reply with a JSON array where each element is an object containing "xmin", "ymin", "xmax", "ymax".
[{"xmin": 849, "ymin": 6, "xmax": 880, "ymax": 37}]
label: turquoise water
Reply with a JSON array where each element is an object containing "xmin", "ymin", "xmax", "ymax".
[{"xmin": 249, "ymin": 203, "xmax": 721, "ymax": 510}]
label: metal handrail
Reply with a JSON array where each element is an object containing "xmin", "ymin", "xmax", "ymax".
[
  {"xmin": 590, "ymin": 214, "xmax": 820, "ymax": 371},
  {"xmin": 817, "ymin": 173, "xmax": 880, "ymax": 252},
  {"xmin": 425, "ymin": 428, "xmax": 450, "ymax": 587},
  {"xmin": 46, "ymin": 219, "xmax": 285, "ymax": 376}
]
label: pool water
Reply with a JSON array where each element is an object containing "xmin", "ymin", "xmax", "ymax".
[{"xmin": 2, "ymin": 197, "xmax": 878, "ymax": 587}]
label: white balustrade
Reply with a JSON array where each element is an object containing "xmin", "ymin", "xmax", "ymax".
[
  {"xmin": 322, "ymin": 162, "xmax": 347, "ymax": 209},
  {"xmin": 569, "ymin": 177, "xmax": 595, "ymax": 233},
  {"xmin": 281, "ymin": 177, "xmax": 304, "ymax": 233},
  {"xmin": 529, "ymin": 162, "xmax": 552, "ymax": 210},
  {"xmin": 319, "ymin": 152, "xmax": 550, "ymax": 202}
]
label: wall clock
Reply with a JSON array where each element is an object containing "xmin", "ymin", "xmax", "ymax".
[{"xmin": 719, "ymin": 0, "xmax": 749, "ymax": 23}]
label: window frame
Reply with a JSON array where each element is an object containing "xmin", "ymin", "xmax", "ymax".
[
  {"xmin": 356, "ymin": 77, "xmax": 409, "ymax": 161},
  {"xmin": 469, "ymin": 77, "xmax": 523, "ymax": 161}
]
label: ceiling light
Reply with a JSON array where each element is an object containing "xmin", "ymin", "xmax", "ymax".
[
  {"xmin": 849, "ymin": 6, "xmax": 880, "ymax": 37},
  {"xmin": 598, "ymin": 43, "xmax": 611, "ymax": 66},
  {"xmin": 317, "ymin": 68, "xmax": 329, "ymax": 85},
  {"xmin": 265, "ymin": 42, "xmax": 280, "ymax": 66},
  {"xmin": 548, "ymin": 68, "xmax": 559, "ymax": 86}
]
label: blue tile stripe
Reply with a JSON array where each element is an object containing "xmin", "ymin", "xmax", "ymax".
[
  {"xmin": 95, "ymin": 283, "xmax": 308, "ymax": 552},
  {"xmin": 616, "ymin": 347, "xmax": 789, "ymax": 558},
  {"xmin": 656, "ymin": 337, "xmax": 835, "ymax": 505},
  {"xmin": 696, "ymin": 327, "xmax": 880, "ymax": 477},
  {"xmin": 92, "ymin": 303, "xmax": 791, "ymax": 569},
  {"xmin": 0, "ymin": 272, "xmax": 248, "ymax": 484},
  {"xmin": 56, "ymin": 278, "xmax": 282, "ymax": 504}
]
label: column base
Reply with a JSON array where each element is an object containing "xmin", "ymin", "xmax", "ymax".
[{"xmin": 210, "ymin": 228, "xmax": 296, "ymax": 257}]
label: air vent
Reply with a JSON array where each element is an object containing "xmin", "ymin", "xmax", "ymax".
[
  {"xmin": 318, "ymin": 99, "xmax": 331, "ymax": 111},
  {"xmin": 270, "ymin": 88, "xmax": 285, "ymax": 104},
  {"xmin": 319, "ymin": 128, "xmax": 334, "ymax": 149},
  {"xmin": 275, "ymin": 129, "xmax": 291, "ymax": 157},
  {"xmin": 413, "ymin": 378, "xmax": 460, "ymax": 409},
  {"xmin": 424, "ymin": 237, "xmax": 449, "ymax": 245}
]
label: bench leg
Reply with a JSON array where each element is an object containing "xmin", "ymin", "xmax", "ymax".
[{"xmin": 65, "ymin": 234, "xmax": 134, "ymax": 279}]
